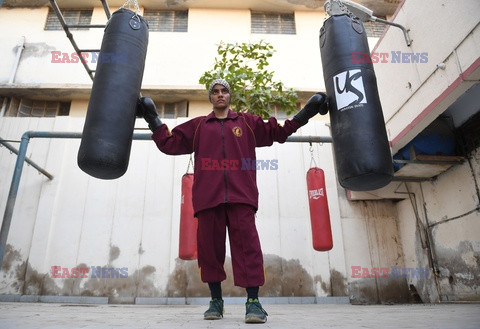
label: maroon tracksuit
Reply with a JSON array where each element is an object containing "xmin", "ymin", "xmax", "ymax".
[{"xmin": 152, "ymin": 109, "xmax": 300, "ymax": 287}]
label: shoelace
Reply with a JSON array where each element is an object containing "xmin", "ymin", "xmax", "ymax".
[{"xmin": 247, "ymin": 299, "xmax": 268, "ymax": 315}]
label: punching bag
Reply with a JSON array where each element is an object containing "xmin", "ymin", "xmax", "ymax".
[
  {"xmin": 78, "ymin": 9, "xmax": 149, "ymax": 179},
  {"xmin": 306, "ymin": 167, "xmax": 333, "ymax": 251},
  {"xmin": 179, "ymin": 173, "xmax": 198, "ymax": 260},
  {"xmin": 320, "ymin": 14, "xmax": 393, "ymax": 191}
]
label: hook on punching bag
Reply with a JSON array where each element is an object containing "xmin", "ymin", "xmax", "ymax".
[
  {"xmin": 78, "ymin": 8, "xmax": 149, "ymax": 179},
  {"xmin": 320, "ymin": 14, "xmax": 393, "ymax": 191}
]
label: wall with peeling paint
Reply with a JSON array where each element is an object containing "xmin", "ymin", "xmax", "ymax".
[
  {"xmin": 371, "ymin": 0, "xmax": 480, "ymax": 303},
  {"xmin": 0, "ymin": 117, "xmax": 350, "ymax": 301},
  {"xmin": 1, "ymin": 1, "xmax": 479, "ymax": 305},
  {"xmin": 338, "ymin": 195, "xmax": 411, "ymax": 304},
  {"xmin": 396, "ymin": 148, "xmax": 480, "ymax": 303}
]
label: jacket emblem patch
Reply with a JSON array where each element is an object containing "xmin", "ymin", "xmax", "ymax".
[{"xmin": 232, "ymin": 126, "xmax": 243, "ymax": 137}]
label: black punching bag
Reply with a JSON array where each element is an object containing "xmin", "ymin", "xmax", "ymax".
[
  {"xmin": 78, "ymin": 9, "xmax": 149, "ymax": 179},
  {"xmin": 320, "ymin": 14, "xmax": 393, "ymax": 191}
]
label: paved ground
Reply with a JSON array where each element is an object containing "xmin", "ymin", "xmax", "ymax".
[{"xmin": 0, "ymin": 302, "xmax": 479, "ymax": 329}]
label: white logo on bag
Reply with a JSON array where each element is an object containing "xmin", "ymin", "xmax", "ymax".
[
  {"xmin": 309, "ymin": 188, "xmax": 324, "ymax": 200},
  {"xmin": 333, "ymin": 69, "xmax": 367, "ymax": 110}
]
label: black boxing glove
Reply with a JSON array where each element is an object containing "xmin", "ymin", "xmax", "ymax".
[
  {"xmin": 293, "ymin": 92, "xmax": 329, "ymax": 126},
  {"xmin": 137, "ymin": 97, "xmax": 163, "ymax": 132}
]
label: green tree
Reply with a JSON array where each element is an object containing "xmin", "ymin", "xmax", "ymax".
[{"xmin": 199, "ymin": 40, "xmax": 298, "ymax": 119}]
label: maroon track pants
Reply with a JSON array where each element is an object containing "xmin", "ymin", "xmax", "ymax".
[{"xmin": 196, "ymin": 203, "xmax": 265, "ymax": 288}]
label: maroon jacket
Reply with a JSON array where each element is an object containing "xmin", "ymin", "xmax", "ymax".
[{"xmin": 152, "ymin": 109, "xmax": 301, "ymax": 214}]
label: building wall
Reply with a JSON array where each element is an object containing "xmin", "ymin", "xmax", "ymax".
[
  {"xmin": 0, "ymin": 117, "xmax": 350, "ymax": 301},
  {"xmin": 396, "ymin": 149, "xmax": 480, "ymax": 302},
  {"xmin": 370, "ymin": 0, "xmax": 480, "ymax": 302},
  {"xmin": 1, "ymin": 1, "xmax": 479, "ymax": 304},
  {"xmin": 0, "ymin": 6, "xmax": 326, "ymax": 92},
  {"xmin": 373, "ymin": 0, "xmax": 480, "ymax": 154}
]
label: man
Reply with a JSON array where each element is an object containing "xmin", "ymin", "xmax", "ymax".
[{"xmin": 137, "ymin": 79, "xmax": 327, "ymax": 323}]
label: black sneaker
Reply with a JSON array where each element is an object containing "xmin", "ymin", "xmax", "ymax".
[
  {"xmin": 203, "ymin": 298, "xmax": 224, "ymax": 320},
  {"xmin": 245, "ymin": 298, "xmax": 268, "ymax": 323}
]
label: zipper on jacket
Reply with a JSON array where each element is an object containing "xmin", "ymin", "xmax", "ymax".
[{"xmin": 221, "ymin": 120, "xmax": 228, "ymax": 203}]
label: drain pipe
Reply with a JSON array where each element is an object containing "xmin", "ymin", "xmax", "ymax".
[
  {"xmin": 0, "ymin": 36, "xmax": 25, "ymax": 117},
  {"xmin": 0, "ymin": 131, "xmax": 332, "ymax": 266},
  {"xmin": 9, "ymin": 36, "xmax": 25, "ymax": 84}
]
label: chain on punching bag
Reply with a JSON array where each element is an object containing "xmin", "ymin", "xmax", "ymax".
[
  {"xmin": 78, "ymin": 7, "xmax": 149, "ymax": 179},
  {"xmin": 320, "ymin": 8, "xmax": 393, "ymax": 191}
]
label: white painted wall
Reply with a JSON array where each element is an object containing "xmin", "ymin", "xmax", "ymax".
[
  {"xmin": 0, "ymin": 117, "xmax": 347, "ymax": 299},
  {"xmin": 2, "ymin": 1, "xmax": 479, "ymax": 304},
  {"xmin": 396, "ymin": 150, "xmax": 480, "ymax": 302},
  {"xmin": 372, "ymin": 0, "xmax": 480, "ymax": 153},
  {"xmin": 0, "ymin": 7, "xmax": 326, "ymax": 91},
  {"xmin": 370, "ymin": 0, "xmax": 480, "ymax": 303}
]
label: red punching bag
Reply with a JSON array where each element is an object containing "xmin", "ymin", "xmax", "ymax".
[
  {"xmin": 179, "ymin": 173, "xmax": 198, "ymax": 260},
  {"xmin": 306, "ymin": 167, "xmax": 333, "ymax": 251}
]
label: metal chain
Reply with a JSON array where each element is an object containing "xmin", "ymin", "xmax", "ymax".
[
  {"xmin": 186, "ymin": 154, "xmax": 194, "ymax": 173},
  {"xmin": 325, "ymin": 0, "xmax": 355, "ymax": 18},
  {"xmin": 309, "ymin": 143, "xmax": 318, "ymax": 168},
  {"xmin": 121, "ymin": 0, "xmax": 140, "ymax": 14},
  {"xmin": 337, "ymin": 0, "xmax": 353, "ymax": 16}
]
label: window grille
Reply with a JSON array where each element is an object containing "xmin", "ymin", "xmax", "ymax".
[
  {"xmin": 45, "ymin": 9, "xmax": 93, "ymax": 30},
  {"xmin": 270, "ymin": 106, "xmax": 288, "ymax": 120},
  {"xmin": 143, "ymin": 10, "xmax": 188, "ymax": 32},
  {"xmin": 7, "ymin": 98, "xmax": 70, "ymax": 117},
  {"xmin": 251, "ymin": 12, "xmax": 296, "ymax": 35},
  {"xmin": 156, "ymin": 101, "xmax": 188, "ymax": 118}
]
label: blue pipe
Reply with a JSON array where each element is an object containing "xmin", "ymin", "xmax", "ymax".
[
  {"xmin": 0, "ymin": 137, "xmax": 54, "ymax": 180},
  {"xmin": 0, "ymin": 132, "xmax": 30, "ymax": 266},
  {"xmin": 0, "ymin": 131, "xmax": 331, "ymax": 265}
]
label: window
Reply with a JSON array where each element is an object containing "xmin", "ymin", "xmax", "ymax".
[
  {"xmin": 143, "ymin": 10, "xmax": 188, "ymax": 32},
  {"xmin": 45, "ymin": 9, "xmax": 93, "ymax": 30},
  {"xmin": 0, "ymin": 97, "xmax": 7, "ymax": 117},
  {"xmin": 155, "ymin": 101, "xmax": 188, "ymax": 118},
  {"xmin": 364, "ymin": 18, "xmax": 386, "ymax": 38},
  {"xmin": 251, "ymin": 12, "xmax": 296, "ymax": 35},
  {"xmin": 270, "ymin": 106, "xmax": 287, "ymax": 120},
  {"xmin": 269, "ymin": 103, "xmax": 300, "ymax": 120},
  {"xmin": 6, "ymin": 98, "xmax": 70, "ymax": 117}
]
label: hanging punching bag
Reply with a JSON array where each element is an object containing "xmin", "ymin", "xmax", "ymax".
[
  {"xmin": 77, "ymin": 8, "xmax": 149, "ymax": 179},
  {"xmin": 179, "ymin": 173, "xmax": 198, "ymax": 260},
  {"xmin": 320, "ymin": 14, "xmax": 393, "ymax": 191},
  {"xmin": 306, "ymin": 167, "xmax": 333, "ymax": 251}
]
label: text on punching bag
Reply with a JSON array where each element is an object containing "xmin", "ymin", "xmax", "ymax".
[
  {"xmin": 309, "ymin": 188, "xmax": 325, "ymax": 200},
  {"xmin": 333, "ymin": 69, "xmax": 367, "ymax": 111}
]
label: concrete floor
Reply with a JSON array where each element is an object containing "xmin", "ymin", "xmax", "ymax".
[{"xmin": 0, "ymin": 302, "xmax": 479, "ymax": 329}]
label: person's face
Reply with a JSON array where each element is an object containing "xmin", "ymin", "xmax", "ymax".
[{"xmin": 210, "ymin": 84, "xmax": 231, "ymax": 110}]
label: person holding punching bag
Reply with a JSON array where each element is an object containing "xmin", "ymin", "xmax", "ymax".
[{"xmin": 137, "ymin": 79, "xmax": 328, "ymax": 324}]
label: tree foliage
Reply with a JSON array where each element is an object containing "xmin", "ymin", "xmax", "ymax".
[{"xmin": 199, "ymin": 41, "xmax": 298, "ymax": 119}]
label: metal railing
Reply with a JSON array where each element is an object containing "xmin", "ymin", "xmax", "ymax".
[
  {"xmin": 48, "ymin": 0, "xmax": 112, "ymax": 80},
  {"xmin": 0, "ymin": 131, "xmax": 332, "ymax": 265}
]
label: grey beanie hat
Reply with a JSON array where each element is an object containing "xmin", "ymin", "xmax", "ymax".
[{"xmin": 208, "ymin": 79, "xmax": 232, "ymax": 101}]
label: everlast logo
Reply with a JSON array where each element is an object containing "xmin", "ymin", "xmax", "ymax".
[{"xmin": 308, "ymin": 188, "xmax": 324, "ymax": 200}]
